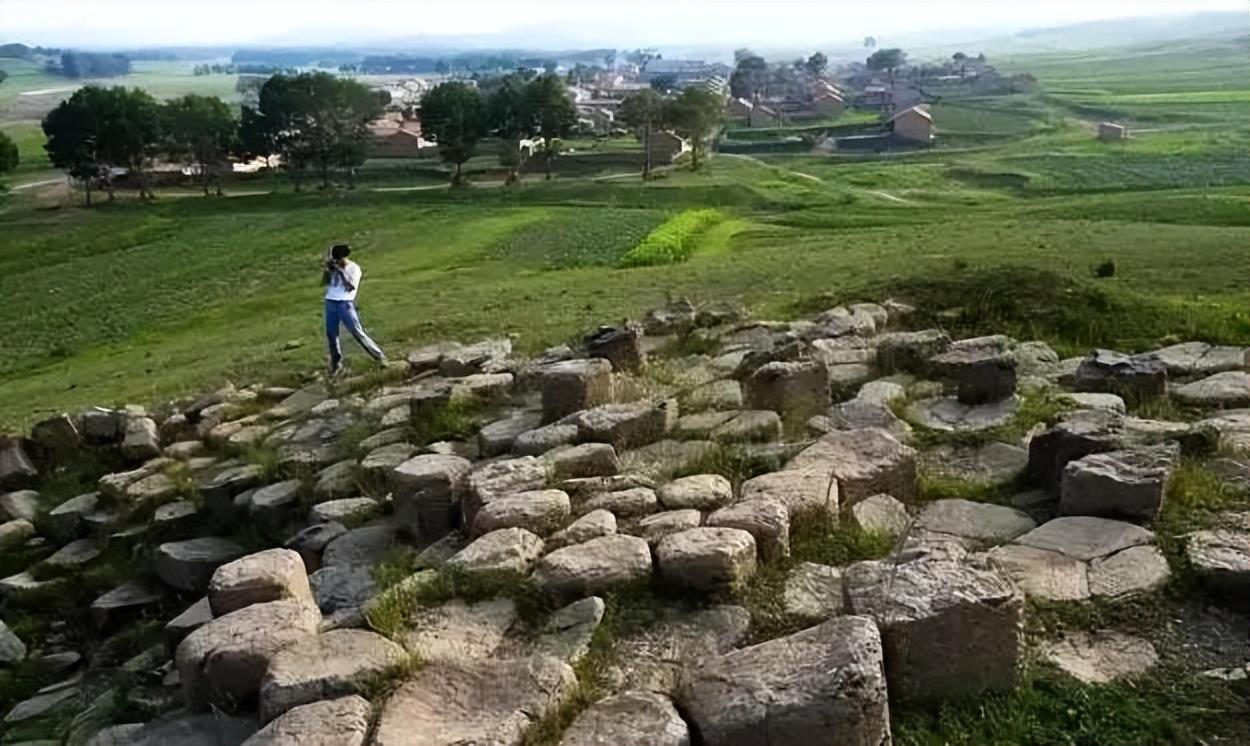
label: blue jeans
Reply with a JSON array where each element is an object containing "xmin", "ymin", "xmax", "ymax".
[{"xmin": 325, "ymin": 299, "xmax": 384, "ymax": 370}]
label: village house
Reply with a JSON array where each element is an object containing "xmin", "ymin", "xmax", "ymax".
[
  {"xmin": 578, "ymin": 105, "xmax": 616, "ymax": 135},
  {"xmin": 728, "ymin": 97, "xmax": 754, "ymax": 121},
  {"xmin": 812, "ymin": 91, "xmax": 846, "ymax": 117},
  {"xmin": 889, "ymin": 105, "xmax": 933, "ymax": 143},
  {"xmin": 368, "ymin": 113, "xmax": 433, "ymax": 158},
  {"xmin": 1098, "ymin": 121, "xmax": 1128, "ymax": 141},
  {"xmin": 639, "ymin": 58, "xmax": 732, "ymax": 85},
  {"xmin": 648, "ymin": 130, "xmax": 690, "ymax": 162},
  {"xmin": 748, "ymin": 102, "xmax": 782, "ymax": 128}
]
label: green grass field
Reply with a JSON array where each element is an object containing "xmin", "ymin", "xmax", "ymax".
[{"xmin": 0, "ymin": 32, "xmax": 1247, "ymax": 428}]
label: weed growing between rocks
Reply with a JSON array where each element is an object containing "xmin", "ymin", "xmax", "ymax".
[
  {"xmin": 366, "ymin": 564, "xmax": 551, "ymax": 641},
  {"xmin": 916, "ymin": 471, "xmax": 1015, "ymax": 505},
  {"xmin": 892, "ymin": 663, "xmax": 1250, "ymax": 746},
  {"xmin": 1153, "ymin": 456, "xmax": 1250, "ymax": 583},
  {"xmin": 408, "ymin": 396, "xmax": 487, "ymax": 446},
  {"xmin": 519, "ymin": 582, "xmax": 674, "ymax": 746}
]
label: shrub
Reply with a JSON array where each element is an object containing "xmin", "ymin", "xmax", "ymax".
[
  {"xmin": 617, "ymin": 209, "xmax": 723, "ymax": 268},
  {"xmin": 1095, "ymin": 259, "xmax": 1118, "ymax": 278}
]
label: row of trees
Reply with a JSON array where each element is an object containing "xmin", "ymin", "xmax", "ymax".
[
  {"xmin": 729, "ymin": 49, "xmax": 829, "ymax": 102},
  {"xmin": 0, "ymin": 72, "xmax": 18, "ymax": 178},
  {"xmin": 42, "ymin": 87, "xmax": 235, "ymax": 201},
  {"xmin": 40, "ymin": 72, "xmax": 387, "ymax": 202},
  {"xmin": 420, "ymin": 74, "xmax": 723, "ymax": 183},
  {"xmin": 54, "ymin": 51, "xmax": 131, "ymax": 78},
  {"xmin": 420, "ymin": 73, "xmax": 576, "ymax": 184}
]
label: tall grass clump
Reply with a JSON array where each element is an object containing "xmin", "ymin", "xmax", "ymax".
[{"xmin": 617, "ymin": 209, "xmax": 723, "ymax": 268}]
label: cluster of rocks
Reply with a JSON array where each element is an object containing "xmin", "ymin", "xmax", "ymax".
[{"xmin": 2, "ymin": 297, "xmax": 1249, "ymax": 745}]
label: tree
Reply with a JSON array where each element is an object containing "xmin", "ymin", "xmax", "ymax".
[
  {"xmin": 42, "ymin": 85, "xmax": 161, "ymax": 202},
  {"xmin": 420, "ymin": 81, "xmax": 486, "ymax": 184},
  {"xmin": 0, "ymin": 132, "xmax": 17, "ymax": 176},
  {"xmin": 864, "ymin": 36, "xmax": 877, "ymax": 49},
  {"xmin": 97, "ymin": 87, "xmax": 161, "ymax": 199},
  {"xmin": 730, "ymin": 53, "xmax": 768, "ymax": 100},
  {"xmin": 806, "ymin": 52, "xmax": 828, "ymax": 77},
  {"xmin": 485, "ymin": 74, "xmax": 531, "ymax": 184},
  {"xmin": 618, "ymin": 88, "xmax": 666, "ymax": 180},
  {"xmin": 238, "ymin": 72, "xmax": 385, "ymax": 190},
  {"xmin": 162, "ymin": 94, "xmax": 236, "ymax": 196},
  {"xmin": 867, "ymin": 48, "xmax": 907, "ymax": 92},
  {"xmin": 665, "ymin": 87, "xmax": 721, "ymax": 170},
  {"xmin": 42, "ymin": 87, "xmax": 103, "ymax": 204},
  {"xmin": 649, "ymin": 74, "xmax": 677, "ymax": 93},
  {"xmin": 524, "ymin": 74, "xmax": 577, "ymax": 179}
]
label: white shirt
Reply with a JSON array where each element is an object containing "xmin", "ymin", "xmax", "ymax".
[{"xmin": 325, "ymin": 259, "xmax": 363, "ymax": 302}]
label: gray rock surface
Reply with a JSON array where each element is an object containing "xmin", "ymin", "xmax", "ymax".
[
  {"xmin": 706, "ymin": 498, "xmax": 790, "ymax": 560},
  {"xmin": 916, "ymin": 499, "xmax": 1036, "ymax": 546},
  {"xmin": 472, "ymin": 489, "xmax": 571, "ymax": 537},
  {"xmin": 787, "ymin": 427, "xmax": 916, "ymax": 504},
  {"xmin": 656, "ymin": 528, "xmax": 756, "ymax": 592},
  {"xmin": 155, "ymin": 537, "xmax": 247, "ymax": 592},
  {"xmin": 560, "ymin": 691, "xmax": 690, "ymax": 746},
  {"xmin": 372, "ymin": 656, "xmax": 576, "ymax": 746},
  {"xmin": 209, "ymin": 548, "xmax": 314, "ymax": 617},
  {"xmin": 1043, "ymin": 631, "xmax": 1158, "ymax": 684},
  {"xmin": 447, "ymin": 527, "xmax": 544, "ymax": 575},
  {"xmin": 259, "ymin": 629, "xmax": 405, "ymax": 721},
  {"xmin": 1060, "ymin": 444, "xmax": 1177, "ymax": 520},
  {"xmin": 533, "ymin": 534, "xmax": 653, "ymax": 598},
  {"xmin": 402, "ymin": 598, "xmax": 517, "ymax": 664},
  {"xmin": 657, "ymin": 473, "xmax": 732, "ymax": 510},
  {"xmin": 845, "ymin": 555, "xmax": 1023, "ymax": 702},
  {"xmin": 176, "ymin": 598, "xmax": 321, "ymax": 711},
  {"xmin": 783, "ymin": 562, "xmax": 844, "ymax": 623},
  {"xmin": 245, "ymin": 695, "xmax": 371, "ymax": 746},
  {"xmin": 679, "ymin": 616, "xmax": 891, "ymax": 746}
]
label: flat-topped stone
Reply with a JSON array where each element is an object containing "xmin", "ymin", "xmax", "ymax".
[
  {"xmin": 259, "ymin": 629, "xmax": 405, "ymax": 721},
  {"xmin": 372, "ymin": 656, "xmax": 576, "ymax": 746},
  {"xmin": 402, "ymin": 598, "xmax": 517, "ymax": 664},
  {"xmin": 156, "ymin": 537, "xmax": 247, "ymax": 592},
  {"xmin": 209, "ymin": 548, "xmax": 314, "ymax": 617},
  {"xmin": 559, "ymin": 691, "xmax": 690, "ymax": 746},
  {"xmin": 244, "ymin": 695, "xmax": 371, "ymax": 746},
  {"xmin": 916, "ymin": 499, "xmax": 1035, "ymax": 546},
  {"xmin": 447, "ymin": 527, "xmax": 544, "ymax": 576},
  {"xmin": 1060, "ymin": 444, "xmax": 1177, "ymax": 521},
  {"xmin": 532, "ymin": 534, "xmax": 652, "ymax": 599},
  {"xmin": 678, "ymin": 616, "xmax": 890, "ymax": 746},
  {"xmin": 1173, "ymin": 371, "xmax": 1250, "ymax": 408},
  {"xmin": 787, "ymin": 427, "xmax": 916, "ymax": 504},
  {"xmin": 1043, "ymin": 630, "xmax": 1158, "ymax": 684},
  {"xmin": 1014, "ymin": 516, "xmax": 1155, "ymax": 562},
  {"xmin": 656, "ymin": 528, "xmax": 756, "ymax": 593}
]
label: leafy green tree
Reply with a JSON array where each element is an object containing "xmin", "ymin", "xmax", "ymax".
[
  {"xmin": 618, "ymin": 88, "xmax": 666, "ymax": 180},
  {"xmin": 42, "ymin": 86, "xmax": 161, "ymax": 201},
  {"xmin": 420, "ymin": 81, "xmax": 486, "ymax": 184},
  {"xmin": 524, "ymin": 74, "xmax": 576, "ymax": 179},
  {"xmin": 665, "ymin": 87, "xmax": 722, "ymax": 170},
  {"xmin": 98, "ymin": 87, "xmax": 162, "ymax": 199},
  {"xmin": 730, "ymin": 53, "xmax": 768, "ymax": 100},
  {"xmin": 0, "ymin": 70, "xmax": 13, "ymax": 178},
  {"xmin": 806, "ymin": 52, "xmax": 828, "ymax": 77},
  {"xmin": 867, "ymin": 48, "xmax": 907, "ymax": 91},
  {"xmin": 42, "ymin": 87, "xmax": 104, "ymax": 204},
  {"xmin": 238, "ymin": 72, "xmax": 385, "ymax": 190},
  {"xmin": 485, "ymin": 74, "xmax": 531, "ymax": 184},
  {"xmin": 162, "ymin": 94, "xmax": 236, "ymax": 195},
  {"xmin": 0, "ymin": 132, "xmax": 17, "ymax": 176}
]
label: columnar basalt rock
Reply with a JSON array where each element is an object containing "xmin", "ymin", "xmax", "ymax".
[{"xmin": 679, "ymin": 616, "xmax": 891, "ymax": 746}]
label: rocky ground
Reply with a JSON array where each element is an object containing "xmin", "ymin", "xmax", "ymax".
[{"xmin": 1, "ymin": 298, "xmax": 1249, "ymax": 745}]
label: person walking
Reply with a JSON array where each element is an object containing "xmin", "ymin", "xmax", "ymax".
[{"xmin": 323, "ymin": 243, "xmax": 386, "ymax": 376}]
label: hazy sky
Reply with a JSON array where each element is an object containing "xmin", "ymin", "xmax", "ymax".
[{"xmin": 2, "ymin": 0, "xmax": 1244, "ymax": 49}]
